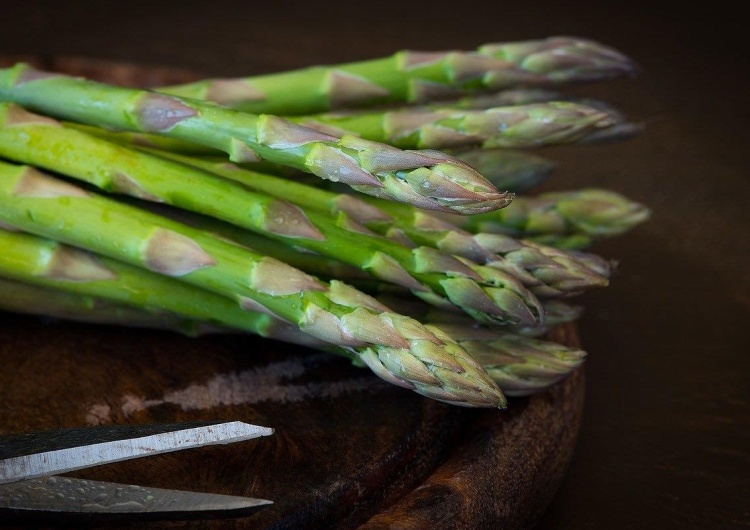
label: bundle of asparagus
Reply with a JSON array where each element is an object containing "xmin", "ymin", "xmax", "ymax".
[{"xmin": 0, "ymin": 36, "xmax": 648, "ymax": 407}]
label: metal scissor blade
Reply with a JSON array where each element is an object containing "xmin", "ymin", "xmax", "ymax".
[
  {"xmin": 0, "ymin": 476, "xmax": 272, "ymax": 523},
  {"xmin": 0, "ymin": 421, "xmax": 273, "ymax": 484}
]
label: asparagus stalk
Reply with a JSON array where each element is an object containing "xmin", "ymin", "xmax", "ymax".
[
  {"xmin": 154, "ymin": 151, "xmax": 611, "ymax": 298},
  {"xmin": 157, "ymin": 37, "xmax": 636, "ymax": 114},
  {"xmin": 0, "ymin": 276, "xmax": 582, "ymax": 397},
  {"xmin": 0, "ymin": 276, "xmax": 218, "ymax": 336},
  {"xmin": 0, "ymin": 65, "xmax": 511, "ymax": 215},
  {"xmin": 0, "ymin": 165, "xmax": 505, "ymax": 407},
  {"xmin": 291, "ymin": 101, "xmax": 622, "ymax": 150},
  {"xmin": 434, "ymin": 88, "xmax": 565, "ymax": 110},
  {"xmin": 445, "ymin": 188, "xmax": 651, "ymax": 248},
  {"xmin": 0, "ymin": 109, "xmax": 542, "ymax": 326},
  {"xmin": 64, "ymin": 121, "xmax": 558, "ymax": 195}
]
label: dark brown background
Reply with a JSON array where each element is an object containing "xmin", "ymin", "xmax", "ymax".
[{"xmin": 1, "ymin": 1, "xmax": 748, "ymax": 528}]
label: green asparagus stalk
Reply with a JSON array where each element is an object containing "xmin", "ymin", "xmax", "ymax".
[
  {"xmin": 0, "ymin": 275, "xmax": 582, "ymax": 397},
  {"xmin": 0, "ymin": 65, "xmax": 511, "ymax": 215},
  {"xmin": 0, "ymin": 109, "xmax": 542, "ymax": 326},
  {"xmin": 0, "ymin": 165, "xmax": 505, "ymax": 407},
  {"xmin": 291, "ymin": 101, "xmax": 621, "ymax": 150},
  {"xmin": 0, "ymin": 276, "xmax": 219, "ymax": 336},
  {"xmin": 153, "ymin": 151, "xmax": 611, "ymax": 299},
  {"xmin": 64, "ymin": 119, "xmax": 557, "ymax": 194},
  {"xmin": 445, "ymin": 188, "xmax": 651, "ymax": 248},
  {"xmin": 157, "ymin": 37, "xmax": 636, "ymax": 114}
]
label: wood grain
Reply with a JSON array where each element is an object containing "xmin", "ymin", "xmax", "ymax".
[{"xmin": 0, "ymin": 56, "xmax": 585, "ymax": 530}]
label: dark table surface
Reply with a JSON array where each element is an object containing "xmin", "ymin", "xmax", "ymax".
[{"xmin": 2, "ymin": 1, "xmax": 748, "ymax": 529}]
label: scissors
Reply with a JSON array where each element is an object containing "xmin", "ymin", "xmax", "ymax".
[{"xmin": 0, "ymin": 420, "xmax": 274, "ymax": 523}]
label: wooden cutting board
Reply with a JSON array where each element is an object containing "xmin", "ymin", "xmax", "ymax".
[{"xmin": 0, "ymin": 56, "xmax": 585, "ymax": 530}]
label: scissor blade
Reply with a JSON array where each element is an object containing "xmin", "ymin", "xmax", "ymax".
[
  {"xmin": 0, "ymin": 421, "xmax": 273, "ymax": 484},
  {"xmin": 0, "ymin": 476, "xmax": 271, "ymax": 522}
]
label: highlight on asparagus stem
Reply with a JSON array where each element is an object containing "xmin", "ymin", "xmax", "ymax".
[
  {"xmin": 0, "ymin": 68, "xmax": 511, "ymax": 214},
  {"xmin": 157, "ymin": 36, "xmax": 636, "ymax": 114}
]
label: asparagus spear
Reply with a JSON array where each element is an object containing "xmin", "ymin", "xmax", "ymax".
[
  {"xmin": 291, "ymin": 101, "xmax": 621, "ymax": 150},
  {"xmin": 64, "ymin": 121, "xmax": 558, "ymax": 194},
  {"xmin": 433, "ymin": 88, "xmax": 565, "ymax": 110},
  {"xmin": 449, "ymin": 149, "xmax": 556, "ymax": 193},
  {"xmin": 0, "ymin": 276, "xmax": 583, "ymax": 397},
  {"xmin": 0, "ymin": 65, "xmax": 511, "ymax": 215},
  {"xmin": 0, "ymin": 109, "xmax": 542, "ymax": 326},
  {"xmin": 152, "ymin": 151, "xmax": 611, "ymax": 298},
  {"xmin": 0, "ymin": 165, "xmax": 505, "ymax": 407},
  {"xmin": 374, "ymin": 293, "xmax": 583, "ymax": 338},
  {"xmin": 446, "ymin": 188, "xmax": 651, "ymax": 248},
  {"xmin": 0, "ymin": 276, "xmax": 217, "ymax": 336},
  {"xmin": 426, "ymin": 324, "xmax": 586, "ymax": 396},
  {"xmin": 157, "ymin": 37, "xmax": 636, "ymax": 114}
]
